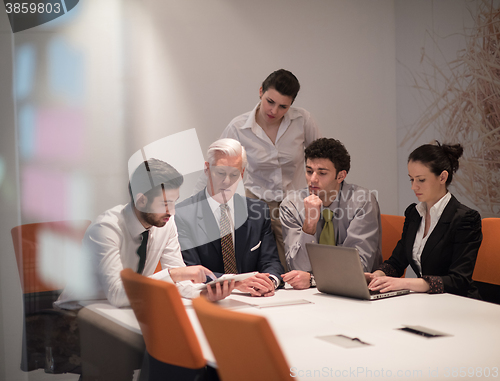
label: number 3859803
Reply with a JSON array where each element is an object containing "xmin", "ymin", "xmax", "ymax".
[{"xmin": 5, "ymin": 3, "xmax": 61, "ymax": 14}]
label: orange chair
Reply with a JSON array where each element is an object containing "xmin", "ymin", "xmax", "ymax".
[
  {"xmin": 120, "ymin": 268, "xmax": 210, "ymax": 380},
  {"xmin": 154, "ymin": 260, "xmax": 162, "ymax": 274},
  {"xmin": 192, "ymin": 296, "xmax": 292, "ymax": 381},
  {"xmin": 380, "ymin": 214, "xmax": 405, "ymax": 262},
  {"xmin": 11, "ymin": 220, "xmax": 91, "ymax": 374},
  {"xmin": 473, "ymin": 218, "xmax": 500, "ymax": 286}
]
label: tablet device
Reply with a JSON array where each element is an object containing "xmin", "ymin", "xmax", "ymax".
[{"xmin": 195, "ymin": 272, "xmax": 258, "ymax": 290}]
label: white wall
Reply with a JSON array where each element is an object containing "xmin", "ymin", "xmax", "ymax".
[{"xmin": 122, "ymin": 0, "xmax": 398, "ymax": 213}]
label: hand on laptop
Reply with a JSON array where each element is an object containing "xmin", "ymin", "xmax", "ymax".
[
  {"xmin": 369, "ymin": 275, "xmax": 430, "ymax": 293},
  {"xmin": 367, "ymin": 270, "xmax": 399, "ymax": 292},
  {"xmin": 367, "ymin": 270, "xmax": 412, "ymax": 293},
  {"xmin": 368, "ymin": 276, "xmax": 408, "ymax": 293},
  {"xmin": 236, "ymin": 273, "xmax": 275, "ymax": 297},
  {"xmin": 282, "ymin": 270, "xmax": 311, "ymax": 290},
  {"xmin": 364, "ymin": 270, "xmax": 385, "ymax": 284}
]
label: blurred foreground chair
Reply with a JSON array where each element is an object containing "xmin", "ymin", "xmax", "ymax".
[
  {"xmin": 192, "ymin": 296, "xmax": 292, "ymax": 381},
  {"xmin": 473, "ymin": 218, "xmax": 500, "ymax": 304},
  {"xmin": 11, "ymin": 220, "xmax": 91, "ymax": 374},
  {"xmin": 120, "ymin": 268, "xmax": 217, "ymax": 381}
]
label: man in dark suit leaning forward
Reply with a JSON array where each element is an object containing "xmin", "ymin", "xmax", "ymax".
[{"xmin": 175, "ymin": 138, "xmax": 284, "ymax": 296}]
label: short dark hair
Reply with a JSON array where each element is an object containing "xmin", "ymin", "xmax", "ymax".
[
  {"xmin": 128, "ymin": 159, "xmax": 184, "ymax": 204},
  {"xmin": 261, "ymin": 69, "xmax": 300, "ymax": 101},
  {"xmin": 305, "ymin": 138, "xmax": 351, "ymax": 174},
  {"xmin": 408, "ymin": 141, "xmax": 463, "ymax": 186}
]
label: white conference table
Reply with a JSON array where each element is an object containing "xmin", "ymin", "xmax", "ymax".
[{"xmin": 83, "ymin": 288, "xmax": 500, "ymax": 380}]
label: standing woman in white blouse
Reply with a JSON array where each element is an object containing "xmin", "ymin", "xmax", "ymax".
[
  {"xmin": 219, "ymin": 69, "xmax": 321, "ymax": 271},
  {"xmin": 366, "ymin": 142, "xmax": 482, "ymax": 297}
]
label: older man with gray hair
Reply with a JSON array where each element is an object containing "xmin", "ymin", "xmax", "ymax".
[{"xmin": 175, "ymin": 138, "xmax": 284, "ymax": 297}]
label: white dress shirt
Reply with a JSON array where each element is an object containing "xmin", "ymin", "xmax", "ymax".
[
  {"xmin": 206, "ymin": 188, "xmax": 235, "ymax": 245},
  {"xmin": 55, "ymin": 203, "xmax": 200, "ymax": 309},
  {"xmin": 220, "ymin": 103, "xmax": 321, "ymax": 202},
  {"xmin": 412, "ymin": 192, "xmax": 452, "ymax": 274}
]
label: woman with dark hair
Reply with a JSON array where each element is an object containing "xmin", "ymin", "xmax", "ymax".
[
  {"xmin": 367, "ymin": 142, "xmax": 482, "ymax": 297},
  {"xmin": 219, "ymin": 69, "xmax": 321, "ymax": 271}
]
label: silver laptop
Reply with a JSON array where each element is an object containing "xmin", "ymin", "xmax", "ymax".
[{"xmin": 306, "ymin": 243, "xmax": 410, "ymax": 300}]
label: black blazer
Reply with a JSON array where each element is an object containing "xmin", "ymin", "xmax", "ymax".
[
  {"xmin": 385, "ymin": 195, "xmax": 482, "ymax": 297},
  {"xmin": 174, "ymin": 190, "xmax": 284, "ymax": 279}
]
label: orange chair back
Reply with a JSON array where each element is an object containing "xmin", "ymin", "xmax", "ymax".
[
  {"xmin": 11, "ymin": 220, "xmax": 91, "ymax": 294},
  {"xmin": 192, "ymin": 297, "xmax": 292, "ymax": 381},
  {"xmin": 154, "ymin": 260, "xmax": 162, "ymax": 274},
  {"xmin": 380, "ymin": 214, "xmax": 405, "ymax": 262},
  {"xmin": 473, "ymin": 218, "xmax": 500, "ymax": 285},
  {"xmin": 120, "ymin": 268, "xmax": 205, "ymax": 369}
]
